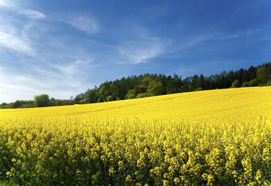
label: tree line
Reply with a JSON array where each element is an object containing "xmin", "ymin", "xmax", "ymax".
[
  {"xmin": 74, "ymin": 62, "xmax": 271, "ymax": 104},
  {"xmin": 0, "ymin": 95, "xmax": 74, "ymax": 109},
  {"xmin": 1, "ymin": 62, "xmax": 271, "ymax": 109}
]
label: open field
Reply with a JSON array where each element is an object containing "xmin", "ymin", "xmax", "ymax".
[
  {"xmin": 2, "ymin": 87, "xmax": 271, "ymax": 122},
  {"xmin": 1, "ymin": 87, "xmax": 271, "ymax": 185}
]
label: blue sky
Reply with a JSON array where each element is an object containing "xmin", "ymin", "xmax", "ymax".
[{"xmin": 0, "ymin": 0, "xmax": 271, "ymax": 103}]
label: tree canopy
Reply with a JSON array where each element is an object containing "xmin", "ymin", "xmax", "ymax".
[
  {"xmin": 34, "ymin": 94, "xmax": 50, "ymax": 107},
  {"xmin": 72, "ymin": 62, "xmax": 270, "ymax": 105}
]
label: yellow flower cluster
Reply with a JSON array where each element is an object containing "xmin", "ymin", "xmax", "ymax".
[{"xmin": 0, "ymin": 87, "xmax": 271, "ymax": 185}]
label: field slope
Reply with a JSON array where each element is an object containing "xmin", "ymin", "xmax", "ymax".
[
  {"xmin": 1, "ymin": 87, "xmax": 271, "ymax": 123},
  {"xmin": 0, "ymin": 87, "xmax": 271, "ymax": 185}
]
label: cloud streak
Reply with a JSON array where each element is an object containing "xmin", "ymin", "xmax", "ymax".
[
  {"xmin": 117, "ymin": 38, "xmax": 170, "ymax": 64},
  {"xmin": 49, "ymin": 58, "xmax": 95, "ymax": 75},
  {"xmin": 0, "ymin": 31, "xmax": 35, "ymax": 55},
  {"xmin": 0, "ymin": 0, "xmax": 14, "ymax": 7},
  {"xmin": 21, "ymin": 9, "xmax": 46, "ymax": 19},
  {"xmin": 68, "ymin": 16, "xmax": 98, "ymax": 34},
  {"xmin": 180, "ymin": 34, "xmax": 214, "ymax": 51}
]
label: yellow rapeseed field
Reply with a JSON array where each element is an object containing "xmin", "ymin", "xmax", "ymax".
[{"xmin": 0, "ymin": 87, "xmax": 271, "ymax": 185}]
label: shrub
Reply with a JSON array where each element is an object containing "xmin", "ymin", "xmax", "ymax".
[
  {"xmin": 248, "ymin": 78, "xmax": 259, "ymax": 87},
  {"xmin": 79, "ymin": 99, "xmax": 86, "ymax": 104},
  {"xmin": 127, "ymin": 94, "xmax": 136, "ymax": 99},
  {"xmin": 242, "ymin": 82, "xmax": 249, "ymax": 87},
  {"xmin": 107, "ymin": 95, "xmax": 113, "ymax": 102},
  {"xmin": 125, "ymin": 89, "xmax": 136, "ymax": 99},
  {"xmin": 231, "ymin": 80, "xmax": 240, "ymax": 88},
  {"xmin": 136, "ymin": 93, "xmax": 152, "ymax": 98}
]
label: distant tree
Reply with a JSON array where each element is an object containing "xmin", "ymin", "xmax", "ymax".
[
  {"xmin": 34, "ymin": 94, "xmax": 49, "ymax": 107},
  {"xmin": 1, "ymin": 102, "xmax": 8, "ymax": 107},
  {"xmin": 55, "ymin": 99, "xmax": 62, "ymax": 106},
  {"xmin": 125, "ymin": 89, "xmax": 136, "ymax": 99},
  {"xmin": 97, "ymin": 97, "xmax": 102, "ymax": 103},
  {"xmin": 74, "ymin": 93, "xmax": 86, "ymax": 104},
  {"xmin": 147, "ymin": 80, "xmax": 164, "ymax": 96},
  {"xmin": 128, "ymin": 94, "xmax": 136, "ymax": 99},
  {"xmin": 181, "ymin": 77, "xmax": 190, "ymax": 92},
  {"xmin": 266, "ymin": 63, "xmax": 271, "ymax": 82},
  {"xmin": 79, "ymin": 100, "xmax": 86, "ymax": 104},
  {"xmin": 136, "ymin": 93, "xmax": 152, "ymax": 98},
  {"xmin": 242, "ymin": 82, "xmax": 250, "ymax": 87},
  {"xmin": 98, "ymin": 86, "xmax": 106, "ymax": 98},
  {"xmin": 166, "ymin": 75, "xmax": 174, "ymax": 94},
  {"xmin": 197, "ymin": 74, "xmax": 206, "ymax": 90},
  {"xmin": 167, "ymin": 74, "xmax": 181, "ymax": 94},
  {"xmin": 138, "ymin": 75, "xmax": 156, "ymax": 93},
  {"xmin": 107, "ymin": 95, "xmax": 113, "ymax": 102},
  {"xmin": 158, "ymin": 74, "xmax": 168, "ymax": 94},
  {"xmin": 257, "ymin": 66, "xmax": 268, "ymax": 84},
  {"xmin": 227, "ymin": 70, "xmax": 237, "ymax": 87},
  {"xmin": 0, "ymin": 102, "xmax": 12, "ymax": 109},
  {"xmin": 231, "ymin": 80, "xmax": 241, "ymax": 88},
  {"xmin": 109, "ymin": 83, "xmax": 119, "ymax": 100},
  {"xmin": 237, "ymin": 68, "xmax": 245, "ymax": 84},
  {"xmin": 62, "ymin": 100, "xmax": 74, "ymax": 105},
  {"xmin": 248, "ymin": 65, "xmax": 257, "ymax": 80},
  {"xmin": 204, "ymin": 76, "xmax": 213, "ymax": 90},
  {"xmin": 191, "ymin": 74, "xmax": 199, "ymax": 91},
  {"xmin": 49, "ymin": 98, "xmax": 56, "ymax": 106},
  {"xmin": 219, "ymin": 70, "xmax": 230, "ymax": 88},
  {"xmin": 248, "ymin": 78, "xmax": 259, "ymax": 87},
  {"xmin": 12, "ymin": 100, "xmax": 22, "ymax": 108},
  {"xmin": 86, "ymin": 89, "xmax": 98, "ymax": 103}
]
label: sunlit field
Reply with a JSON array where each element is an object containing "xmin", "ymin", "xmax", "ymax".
[{"xmin": 1, "ymin": 87, "xmax": 271, "ymax": 185}]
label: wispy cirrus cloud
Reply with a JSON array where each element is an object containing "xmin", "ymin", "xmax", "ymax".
[
  {"xmin": 220, "ymin": 34, "xmax": 239, "ymax": 40},
  {"xmin": 111, "ymin": 25, "xmax": 172, "ymax": 64},
  {"xmin": 0, "ymin": 61, "xmax": 91, "ymax": 102},
  {"xmin": 0, "ymin": 31, "xmax": 35, "ymax": 55},
  {"xmin": 68, "ymin": 16, "xmax": 98, "ymax": 34},
  {"xmin": 117, "ymin": 37, "xmax": 171, "ymax": 64},
  {"xmin": 0, "ymin": 0, "xmax": 14, "ymax": 7},
  {"xmin": 0, "ymin": 0, "xmax": 6, "ymax": 6},
  {"xmin": 21, "ymin": 9, "xmax": 46, "ymax": 19},
  {"xmin": 49, "ymin": 58, "xmax": 96, "ymax": 75},
  {"xmin": 180, "ymin": 34, "xmax": 214, "ymax": 50},
  {"xmin": 0, "ymin": 4, "xmax": 44, "ymax": 56}
]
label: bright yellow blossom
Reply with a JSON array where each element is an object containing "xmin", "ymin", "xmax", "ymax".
[{"xmin": 0, "ymin": 87, "xmax": 270, "ymax": 185}]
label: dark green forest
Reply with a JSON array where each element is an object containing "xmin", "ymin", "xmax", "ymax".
[{"xmin": 1, "ymin": 62, "xmax": 271, "ymax": 109}]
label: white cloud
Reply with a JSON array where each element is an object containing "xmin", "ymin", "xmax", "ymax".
[
  {"xmin": 69, "ymin": 16, "xmax": 98, "ymax": 34},
  {"xmin": 21, "ymin": 9, "xmax": 46, "ymax": 19},
  {"xmin": 0, "ymin": 0, "xmax": 14, "ymax": 7},
  {"xmin": 221, "ymin": 34, "xmax": 239, "ymax": 39},
  {"xmin": 117, "ymin": 37, "xmax": 171, "ymax": 64},
  {"xmin": 0, "ymin": 31, "xmax": 35, "ymax": 55},
  {"xmin": 0, "ymin": 0, "xmax": 5, "ymax": 6},
  {"xmin": 181, "ymin": 34, "xmax": 214, "ymax": 50},
  {"xmin": 165, "ymin": 34, "xmax": 216, "ymax": 57},
  {"xmin": 0, "ymin": 71, "xmax": 44, "ymax": 102},
  {"xmin": 49, "ymin": 58, "xmax": 95, "ymax": 75},
  {"xmin": 219, "ymin": 30, "xmax": 257, "ymax": 40},
  {"xmin": 0, "ymin": 64, "xmax": 90, "ymax": 103}
]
